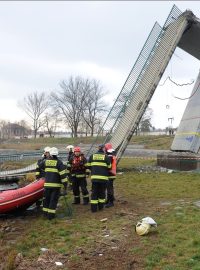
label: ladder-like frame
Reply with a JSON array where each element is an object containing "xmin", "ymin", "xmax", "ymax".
[{"xmin": 87, "ymin": 5, "xmax": 191, "ymax": 161}]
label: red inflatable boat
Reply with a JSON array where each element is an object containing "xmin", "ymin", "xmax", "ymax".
[{"xmin": 0, "ymin": 178, "xmax": 44, "ymax": 214}]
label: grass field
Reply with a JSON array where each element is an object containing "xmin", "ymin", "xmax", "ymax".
[
  {"xmin": 1, "ymin": 156, "xmax": 200, "ymax": 270},
  {"xmin": 0, "ymin": 134, "xmax": 174, "ymax": 150}
]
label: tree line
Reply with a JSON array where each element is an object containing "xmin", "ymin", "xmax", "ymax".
[
  {"xmin": 0, "ymin": 75, "xmax": 154, "ymax": 140},
  {"xmin": 18, "ymin": 76, "xmax": 108, "ymax": 138}
]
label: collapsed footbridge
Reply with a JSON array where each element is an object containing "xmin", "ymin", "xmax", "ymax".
[
  {"xmin": 2, "ymin": 4, "xmax": 200, "ymax": 178},
  {"xmin": 87, "ymin": 4, "xmax": 200, "ymax": 161}
]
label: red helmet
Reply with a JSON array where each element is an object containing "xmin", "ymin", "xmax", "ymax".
[
  {"xmin": 74, "ymin": 146, "xmax": 81, "ymax": 152},
  {"xmin": 105, "ymin": 143, "xmax": 113, "ymax": 151}
]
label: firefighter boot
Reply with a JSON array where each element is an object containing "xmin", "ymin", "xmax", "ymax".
[
  {"xmin": 72, "ymin": 197, "xmax": 80, "ymax": 204},
  {"xmin": 98, "ymin": 202, "xmax": 104, "ymax": 211},
  {"xmin": 36, "ymin": 199, "xmax": 42, "ymax": 210},
  {"xmin": 105, "ymin": 201, "xmax": 114, "ymax": 208},
  {"xmin": 43, "ymin": 211, "xmax": 48, "ymax": 218},
  {"xmin": 48, "ymin": 213, "xmax": 56, "ymax": 220},
  {"xmin": 105, "ymin": 194, "xmax": 114, "ymax": 208},
  {"xmin": 91, "ymin": 203, "xmax": 98, "ymax": 213},
  {"xmin": 83, "ymin": 196, "xmax": 89, "ymax": 205}
]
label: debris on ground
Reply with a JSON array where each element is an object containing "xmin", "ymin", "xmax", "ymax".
[{"xmin": 100, "ymin": 218, "xmax": 108, "ymax": 222}]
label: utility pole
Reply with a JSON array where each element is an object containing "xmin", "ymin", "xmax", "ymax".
[
  {"xmin": 168, "ymin": 117, "xmax": 174, "ymax": 135},
  {"xmin": 168, "ymin": 117, "xmax": 174, "ymax": 125}
]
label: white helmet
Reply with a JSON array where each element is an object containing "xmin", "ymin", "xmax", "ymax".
[
  {"xmin": 50, "ymin": 147, "xmax": 59, "ymax": 156},
  {"xmin": 66, "ymin": 145, "xmax": 74, "ymax": 150},
  {"xmin": 135, "ymin": 222, "xmax": 151, "ymax": 236},
  {"xmin": 44, "ymin": 146, "xmax": 51, "ymax": 153},
  {"xmin": 107, "ymin": 148, "xmax": 115, "ymax": 153}
]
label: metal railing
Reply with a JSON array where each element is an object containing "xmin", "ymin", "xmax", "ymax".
[
  {"xmin": 0, "ymin": 151, "xmax": 68, "ymax": 162},
  {"xmin": 86, "ymin": 5, "xmax": 186, "ymax": 162},
  {"xmin": 0, "ymin": 151, "xmax": 68, "ymax": 177}
]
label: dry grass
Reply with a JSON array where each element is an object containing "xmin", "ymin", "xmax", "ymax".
[
  {"xmin": 0, "ymin": 135, "xmax": 173, "ymax": 150},
  {"xmin": 1, "ymin": 158, "xmax": 200, "ymax": 269}
]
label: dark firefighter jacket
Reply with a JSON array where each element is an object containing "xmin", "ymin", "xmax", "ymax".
[
  {"xmin": 67, "ymin": 150, "xmax": 74, "ymax": 162},
  {"xmin": 35, "ymin": 156, "xmax": 46, "ymax": 179},
  {"xmin": 67, "ymin": 154, "xmax": 89, "ymax": 178},
  {"xmin": 37, "ymin": 157, "xmax": 68, "ymax": 188},
  {"xmin": 87, "ymin": 149, "xmax": 111, "ymax": 182}
]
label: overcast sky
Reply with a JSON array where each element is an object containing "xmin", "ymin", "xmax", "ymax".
[{"xmin": 0, "ymin": 1, "xmax": 200, "ymax": 129}]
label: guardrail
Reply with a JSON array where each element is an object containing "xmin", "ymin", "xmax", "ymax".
[
  {"xmin": 0, "ymin": 163, "xmax": 37, "ymax": 177},
  {"xmin": 0, "ymin": 151, "xmax": 68, "ymax": 177},
  {"xmin": 0, "ymin": 146, "xmax": 93, "ymax": 177},
  {"xmin": 0, "ymin": 151, "xmax": 68, "ymax": 162}
]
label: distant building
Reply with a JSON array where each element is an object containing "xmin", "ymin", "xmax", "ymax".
[{"xmin": 0, "ymin": 123, "xmax": 31, "ymax": 139}]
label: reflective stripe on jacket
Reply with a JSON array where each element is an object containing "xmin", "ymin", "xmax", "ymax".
[
  {"xmin": 87, "ymin": 150, "xmax": 111, "ymax": 182},
  {"xmin": 38, "ymin": 157, "xmax": 68, "ymax": 188}
]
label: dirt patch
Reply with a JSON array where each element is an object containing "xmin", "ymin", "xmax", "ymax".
[
  {"xmin": 0, "ymin": 198, "xmax": 159, "ymax": 270},
  {"xmin": 15, "ymin": 249, "xmax": 68, "ymax": 270}
]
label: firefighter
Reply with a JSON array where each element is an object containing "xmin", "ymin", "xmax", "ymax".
[
  {"xmin": 35, "ymin": 146, "xmax": 51, "ymax": 209},
  {"xmin": 87, "ymin": 144, "xmax": 111, "ymax": 212},
  {"xmin": 67, "ymin": 146, "xmax": 89, "ymax": 205},
  {"xmin": 66, "ymin": 145, "xmax": 74, "ymax": 161},
  {"xmin": 37, "ymin": 147, "xmax": 68, "ymax": 220},
  {"xmin": 104, "ymin": 143, "xmax": 117, "ymax": 208},
  {"xmin": 66, "ymin": 145, "xmax": 74, "ymax": 190},
  {"xmin": 35, "ymin": 146, "xmax": 51, "ymax": 179}
]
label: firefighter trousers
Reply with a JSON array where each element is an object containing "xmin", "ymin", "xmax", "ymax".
[
  {"xmin": 106, "ymin": 179, "xmax": 114, "ymax": 203},
  {"xmin": 91, "ymin": 181, "xmax": 106, "ymax": 212},
  {"xmin": 43, "ymin": 187, "xmax": 60, "ymax": 219},
  {"xmin": 72, "ymin": 176, "xmax": 89, "ymax": 204}
]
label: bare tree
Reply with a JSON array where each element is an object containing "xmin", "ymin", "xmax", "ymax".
[
  {"xmin": 18, "ymin": 91, "xmax": 49, "ymax": 138},
  {"xmin": 0, "ymin": 120, "xmax": 8, "ymax": 139},
  {"xmin": 138, "ymin": 107, "xmax": 153, "ymax": 133},
  {"xmin": 51, "ymin": 76, "xmax": 90, "ymax": 137},
  {"xmin": 82, "ymin": 79, "xmax": 107, "ymax": 136},
  {"xmin": 78, "ymin": 118, "xmax": 90, "ymax": 137},
  {"xmin": 44, "ymin": 110, "xmax": 61, "ymax": 137}
]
